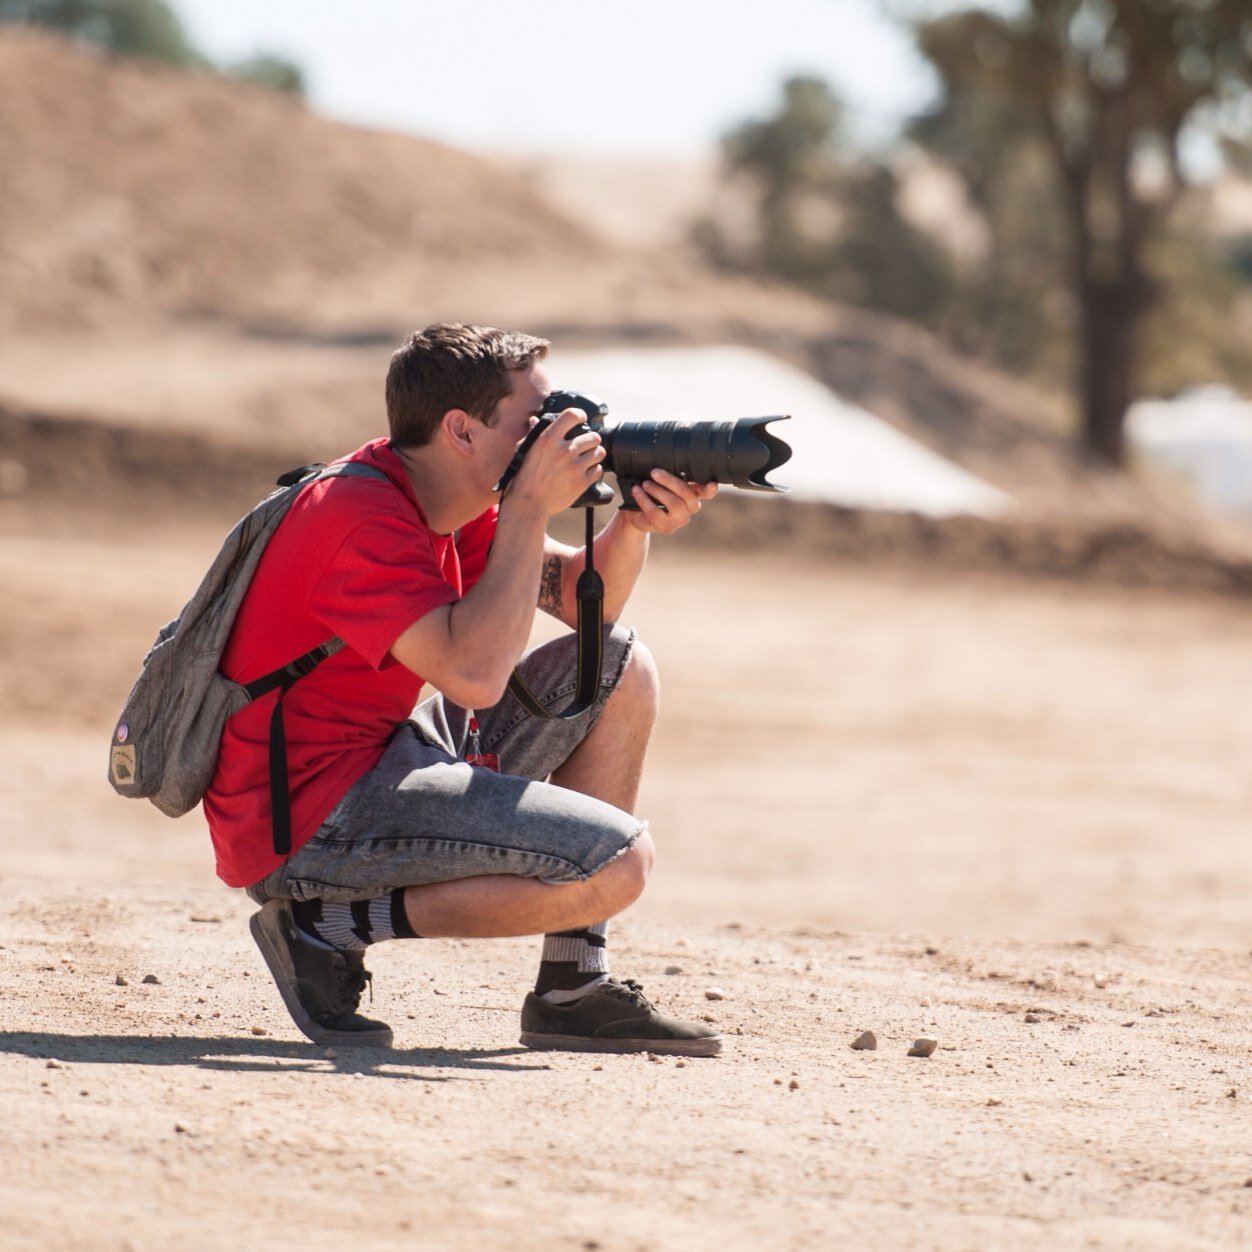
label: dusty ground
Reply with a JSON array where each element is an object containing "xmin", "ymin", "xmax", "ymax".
[
  {"xmin": 2, "ymin": 26, "xmax": 1251, "ymax": 1251},
  {"xmin": 3, "ymin": 521, "xmax": 1252, "ymax": 1251}
]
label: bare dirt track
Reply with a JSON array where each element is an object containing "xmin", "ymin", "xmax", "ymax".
[{"xmin": 3, "ymin": 518, "xmax": 1252, "ymax": 1251}]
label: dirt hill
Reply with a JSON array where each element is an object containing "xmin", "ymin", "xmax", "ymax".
[
  {"xmin": 0, "ymin": 28, "xmax": 617, "ymax": 335},
  {"xmin": 2, "ymin": 25, "xmax": 1250, "ymax": 589}
]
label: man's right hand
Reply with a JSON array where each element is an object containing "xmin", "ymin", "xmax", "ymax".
[{"xmin": 508, "ymin": 408, "xmax": 607, "ymax": 516}]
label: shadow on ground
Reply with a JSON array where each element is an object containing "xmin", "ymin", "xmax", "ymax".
[{"xmin": 0, "ymin": 1031, "xmax": 546, "ymax": 1079}]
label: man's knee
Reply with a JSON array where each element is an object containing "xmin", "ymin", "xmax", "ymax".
[
  {"xmin": 592, "ymin": 828, "xmax": 654, "ymax": 916},
  {"xmin": 612, "ymin": 636, "xmax": 660, "ymax": 727}
]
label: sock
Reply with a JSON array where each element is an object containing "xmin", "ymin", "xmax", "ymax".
[
  {"xmin": 534, "ymin": 921, "xmax": 611, "ymax": 1004},
  {"xmin": 290, "ymin": 889, "xmax": 419, "ymax": 951}
]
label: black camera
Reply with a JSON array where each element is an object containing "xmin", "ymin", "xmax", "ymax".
[{"xmin": 495, "ymin": 389, "xmax": 792, "ymax": 510}]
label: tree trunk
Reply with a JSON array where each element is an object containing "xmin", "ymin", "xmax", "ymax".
[
  {"xmin": 1076, "ymin": 280, "xmax": 1139, "ymax": 466},
  {"xmin": 1051, "ymin": 85, "xmax": 1155, "ymax": 470}
]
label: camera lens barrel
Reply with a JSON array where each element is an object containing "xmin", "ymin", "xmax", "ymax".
[{"xmin": 603, "ymin": 416, "xmax": 791, "ymax": 493}]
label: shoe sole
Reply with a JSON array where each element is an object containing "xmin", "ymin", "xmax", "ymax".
[
  {"xmin": 519, "ymin": 1031, "xmax": 722, "ymax": 1057},
  {"xmin": 249, "ymin": 902, "xmax": 393, "ymax": 1049}
]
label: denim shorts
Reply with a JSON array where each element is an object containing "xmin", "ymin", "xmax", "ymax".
[{"xmin": 246, "ymin": 624, "xmax": 643, "ymax": 904}]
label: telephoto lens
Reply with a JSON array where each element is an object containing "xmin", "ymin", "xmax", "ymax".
[
  {"xmin": 494, "ymin": 389, "xmax": 792, "ymax": 509},
  {"xmin": 601, "ymin": 416, "xmax": 791, "ymax": 507}
]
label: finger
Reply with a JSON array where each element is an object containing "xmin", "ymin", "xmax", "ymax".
[
  {"xmin": 636, "ymin": 483, "xmax": 686, "ymax": 513},
  {"xmin": 647, "ymin": 467, "xmax": 697, "ymax": 496},
  {"xmin": 567, "ymin": 429, "xmax": 604, "ymax": 456},
  {"xmin": 641, "ymin": 478, "xmax": 700, "ymax": 516},
  {"xmin": 647, "ymin": 469, "xmax": 705, "ymax": 511},
  {"xmin": 631, "ymin": 483, "xmax": 673, "ymax": 526},
  {"xmin": 545, "ymin": 407, "xmax": 590, "ymax": 439},
  {"xmin": 638, "ymin": 484, "xmax": 699, "ymax": 533}
]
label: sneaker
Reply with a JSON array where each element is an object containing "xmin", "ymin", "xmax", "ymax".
[
  {"xmin": 519, "ymin": 977, "xmax": 722, "ymax": 1057},
  {"xmin": 249, "ymin": 899, "xmax": 393, "ymax": 1048}
]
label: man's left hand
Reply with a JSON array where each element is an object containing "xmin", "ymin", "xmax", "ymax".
[{"xmin": 622, "ymin": 469, "xmax": 719, "ymax": 534}]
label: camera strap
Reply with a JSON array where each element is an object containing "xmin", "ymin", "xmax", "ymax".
[{"xmin": 506, "ymin": 507, "xmax": 605, "ymax": 720}]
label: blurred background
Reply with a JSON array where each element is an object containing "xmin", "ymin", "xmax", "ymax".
[{"xmin": 2, "ymin": 0, "xmax": 1251, "ymax": 951}]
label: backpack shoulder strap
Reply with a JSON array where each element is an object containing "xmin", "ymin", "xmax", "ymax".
[{"xmin": 244, "ymin": 460, "xmax": 393, "ymax": 858}]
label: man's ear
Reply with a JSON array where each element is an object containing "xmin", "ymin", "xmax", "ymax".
[{"xmin": 440, "ymin": 408, "xmax": 477, "ymax": 457}]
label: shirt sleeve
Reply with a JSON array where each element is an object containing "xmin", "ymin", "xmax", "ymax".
[{"xmin": 308, "ymin": 510, "xmax": 460, "ymax": 670}]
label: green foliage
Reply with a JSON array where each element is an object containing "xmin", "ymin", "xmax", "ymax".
[
  {"xmin": 0, "ymin": 0, "xmax": 306, "ymax": 98},
  {"xmin": 698, "ymin": 75, "xmax": 956, "ymax": 331},
  {"xmin": 905, "ymin": 0, "xmax": 1252, "ymax": 463},
  {"xmin": 226, "ymin": 53, "xmax": 305, "ymax": 99},
  {"xmin": 0, "ymin": 0, "xmax": 203, "ymax": 65}
]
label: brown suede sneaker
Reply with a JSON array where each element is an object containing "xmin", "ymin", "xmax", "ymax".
[{"xmin": 520, "ymin": 977, "xmax": 722, "ymax": 1056}]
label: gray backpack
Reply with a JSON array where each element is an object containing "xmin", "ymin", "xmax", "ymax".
[{"xmin": 108, "ymin": 461, "xmax": 389, "ymax": 855}]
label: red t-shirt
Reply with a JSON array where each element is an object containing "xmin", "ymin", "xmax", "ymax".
[{"xmin": 203, "ymin": 438, "xmax": 496, "ymax": 888}]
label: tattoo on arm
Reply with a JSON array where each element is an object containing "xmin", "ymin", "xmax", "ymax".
[{"xmin": 538, "ymin": 554, "xmax": 564, "ymax": 618}]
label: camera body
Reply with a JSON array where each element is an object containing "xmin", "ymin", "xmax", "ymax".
[{"xmin": 495, "ymin": 389, "xmax": 792, "ymax": 511}]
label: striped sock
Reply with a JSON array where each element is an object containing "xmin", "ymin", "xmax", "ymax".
[
  {"xmin": 535, "ymin": 921, "xmax": 611, "ymax": 1004},
  {"xmin": 290, "ymin": 890, "xmax": 419, "ymax": 951}
]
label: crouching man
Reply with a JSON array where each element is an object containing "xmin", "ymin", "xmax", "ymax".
[{"xmin": 203, "ymin": 322, "xmax": 721, "ymax": 1056}]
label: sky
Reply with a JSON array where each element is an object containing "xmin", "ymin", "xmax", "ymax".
[{"xmin": 170, "ymin": 0, "xmax": 938, "ymax": 159}]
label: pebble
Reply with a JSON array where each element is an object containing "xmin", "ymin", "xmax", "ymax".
[
  {"xmin": 45, "ymin": 1059, "xmax": 62, "ymax": 1070},
  {"xmin": 851, "ymin": 1031, "xmax": 877, "ymax": 1051},
  {"xmin": 788, "ymin": 1078, "xmax": 799, "ymax": 1090},
  {"xmin": 664, "ymin": 965, "xmax": 683, "ymax": 976},
  {"xmin": 250, "ymin": 1025, "xmax": 268, "ymax": 1037},
  {"xmin": 1024, "ymin": 1013, "xmax": 1040, "ymax": 1024},
  {"xmin": 908, "ymin": 1037, "xmax": 938, "ymax": 1058},
  {"xmin": 987, "ymin": 1096, "xmax": 1004, "ymax": 1107},
  {"xmin": 141, "ymin": 974, "xmax": 161, "ymax": 985},
  {"xmin": 704, "ymin": 987, "xmax": 727, "ymax": 1001},
  {"xmin": 323, "ymin": 1049, "xmax": 337, "ymax": 1061},
  {"xmin": 114, "ymin": 973, "xmax": 128, "ymax": 987}
]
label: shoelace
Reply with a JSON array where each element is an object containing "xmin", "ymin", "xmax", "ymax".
[
  {"xmin": 607, "ymin": 978, "xmax": 653, "ymax": 1008},
  {"xmin": 335, "ymin": 964, "xmax": 374, "ymax": 1008}
]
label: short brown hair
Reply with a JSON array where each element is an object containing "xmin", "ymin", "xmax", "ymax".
[{"xmin": 385, "ymin": 323, "xmax": 550, "ymax": 448}]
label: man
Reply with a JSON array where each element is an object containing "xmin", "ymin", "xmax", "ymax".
[{"xmin": 204, "ymin": 322, "xmax": 721, "ymax": 1056}]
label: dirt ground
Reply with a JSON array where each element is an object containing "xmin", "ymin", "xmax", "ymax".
[
  {"xmin": 3, "ymin": 519, "xmax": 1252, "ymax": 1251},
  {"xmin": 2, "ymin": 27, "xmax": 1251, "ymax": 1251}
]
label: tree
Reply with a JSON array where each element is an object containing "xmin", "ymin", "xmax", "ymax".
[
  {"xmin": 227, "ymin": 53, "xmax": 306, "ymax": 99},
  {"xmin": 909, "ymin": 0, "xmax": 1252, "ymax": 466},
  {"xmin": 0, "ymin": 0, "xmax": 203, "ymax": 66},
  {"xmin": 698, "ymin": 75, "xmax": 954, "ymax": 328},
  {"xmin": 0, "ymin": 0, "xmax": 306, "ymax": 99}
]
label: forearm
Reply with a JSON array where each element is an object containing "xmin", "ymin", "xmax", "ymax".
[
  {"xmin": 393, "ymin": 497, "xmax": 547, "ymax": 707},
  {"xmin": 545, "ymin": 510, "xmax": 649, "ymax": 628},
  {"xmin": 450, "ymin": 497, "xmax": 548, "ymax": 684}
]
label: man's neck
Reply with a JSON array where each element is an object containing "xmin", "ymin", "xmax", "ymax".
[{"xmin": 393, "ymin": 443, "xmax": 488, "ymax": 534}]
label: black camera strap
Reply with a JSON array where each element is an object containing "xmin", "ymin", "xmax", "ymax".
[{"xmin": 506, "ymin": 506, "xmax": 605, "ymax": 720}]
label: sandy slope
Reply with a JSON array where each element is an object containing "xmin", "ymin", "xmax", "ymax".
[{"xmin": 3, "ymin": 521, "xmax": 1252, "ymax": 1250}]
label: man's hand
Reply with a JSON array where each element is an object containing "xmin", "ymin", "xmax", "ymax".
[
  {"xmin": 622, "ymin": 468, "xmax": 718, "ymax": 534},
  {"xmin": 508, "ymin": 408, "xmax": 606, "ymax": 517}
]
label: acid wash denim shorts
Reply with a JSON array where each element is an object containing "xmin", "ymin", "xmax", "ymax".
[{"xmin": 246, "ymin": 624, "xmax": 644, "ymax": 905}]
